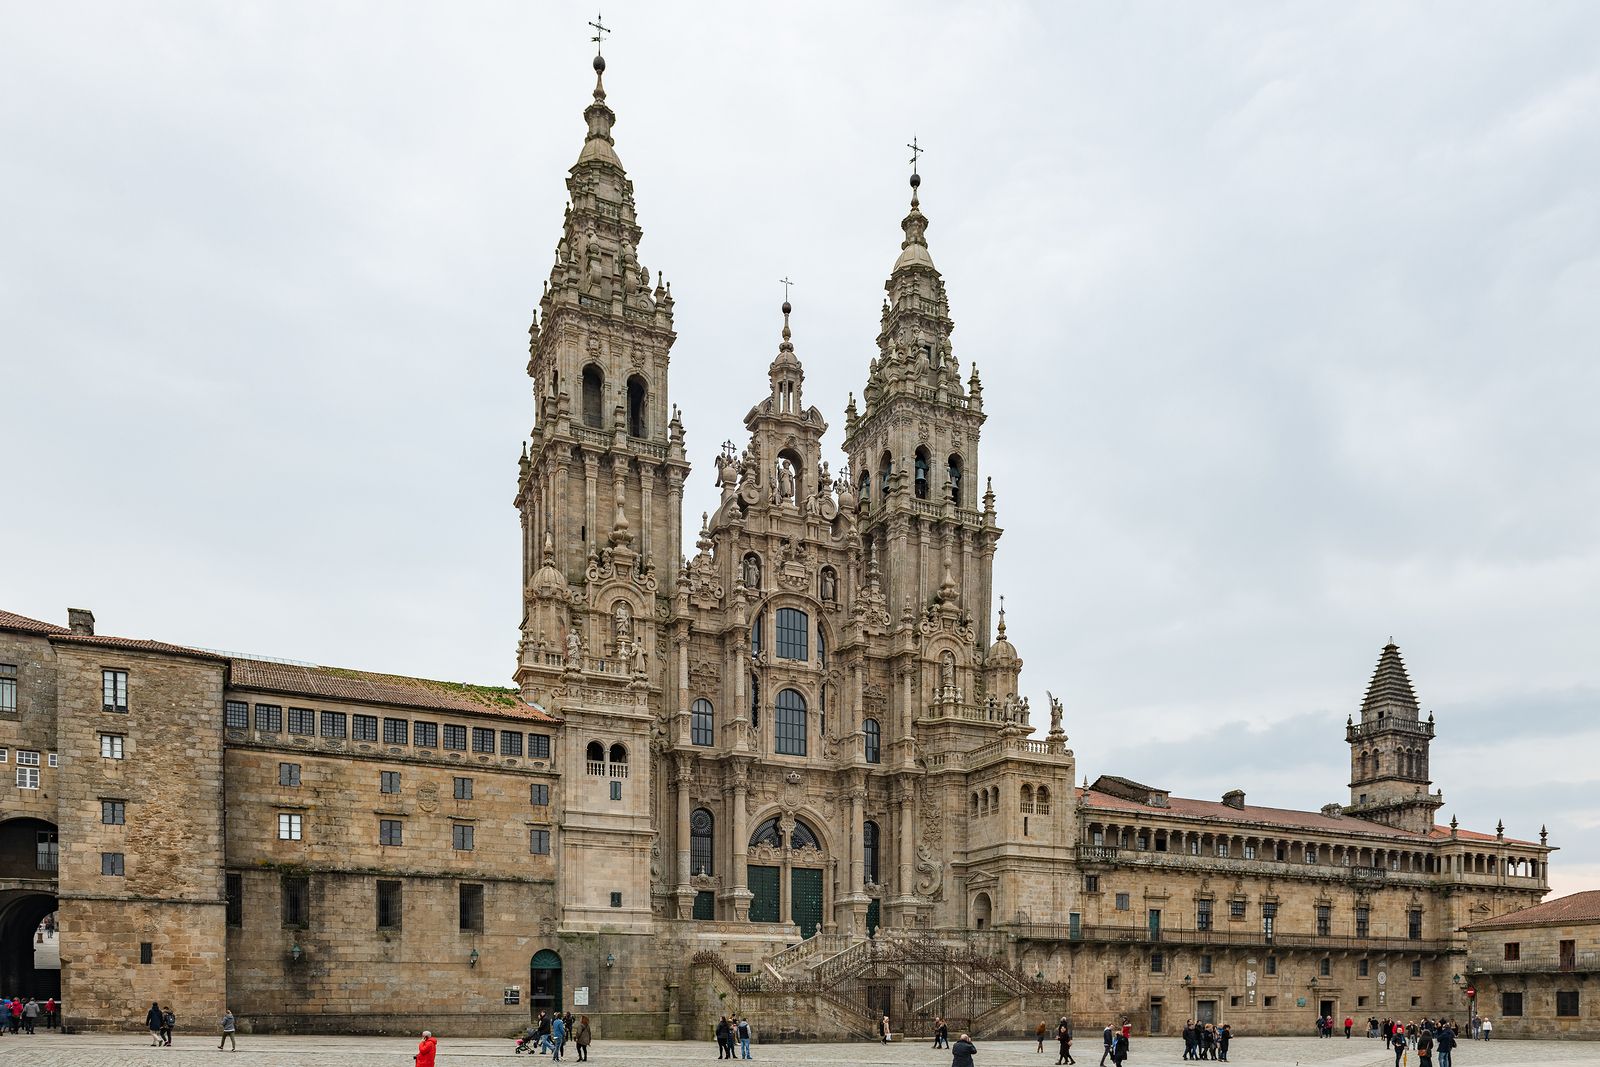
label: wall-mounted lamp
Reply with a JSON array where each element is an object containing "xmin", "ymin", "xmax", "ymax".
[
  {"xmin": 289, "ymin": 942, "xmax": 303, "ymax": 963},
  {"xmin": 469, "ymin": 948, "xmax": 480, "ymax": 968},
  {"xmin": 1183, "ymin": 974, "xmax": 1192, "ymax": 985},
  {"xmin": 605, "ymin": 952, "xmax": 616, "ymax": 969},
  {"xmin": 1036, "ymin": 971, "xmax": 1045, "ymax": 983}
]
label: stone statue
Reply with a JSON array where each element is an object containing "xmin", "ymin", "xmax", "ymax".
[
  {"xmin": 776, "ymin": 459, "xmax": 795, "ymax": 504},
  {"xmin": 630, "ymin": 636, "xmax": 646, "ymax": 674},
  {"xmin": 940, "ymin": 650, "xmax": 956, "ymax": 689},
  {"xmin": 1047, "ymin": 690, "xmax": 1064, "ymax": 734},
  {"xmin": 819, "ymin": 567, "xmax": 837, "ymax": 603},
  {"xmin": 613, "ymin": 602, "xmax": 633, "ymax": 650},
  {"xmin": 565, "ymin": 629, "xmax": 582, "ymax": 665},
  {"xmin": 742, "ymin": 554, "xmax": 761, "ymax": 590}
]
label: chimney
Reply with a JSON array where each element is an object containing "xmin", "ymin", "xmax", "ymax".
[
  {"xmin": 1222, "ymin": 789, "xmax": 1245, "ymax": 810},
  {"xmin": 67, "ymin": 608, "xmax": 95, "ymax": 635}
]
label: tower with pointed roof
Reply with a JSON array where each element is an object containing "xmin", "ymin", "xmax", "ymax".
[{"xmin": 1344, "ymin": 640, "xmax": 1444, "ymax": 833}]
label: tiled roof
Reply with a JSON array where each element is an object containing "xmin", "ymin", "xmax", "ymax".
[
  {"xmin": 229, "ymin": 659, "xmax": 559, "ymax": 723},
  {"xmin": 1465, "ymin": 890, "xmax": 1600, "ymax": 930},
  {"xmin": 50, "ymin": 632, "xmax": 227, "ymax": 662},
  {"xmin": 1078, "ymin": 787, "xmax": 1433, "ymax": 841},
  {"xmin": 1361, "ymin": 642, "xmax": 1421, "ymax": 719},
  {"xmin": 0, "ymin": 609, "xmax": 69, "ymax": 635},
  {"xmin": 1429, "ymin": 824, "xmax": 1541, "ymax": 847}
]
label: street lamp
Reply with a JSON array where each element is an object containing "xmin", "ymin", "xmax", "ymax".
[
  {"xmin": 289, "ymin": 942, "xmax": 302, "ymax": 963},
  {"xmin": 606, "ymin": 952, "xmax": 616, "ymax": 968},
  {"xmin": 469, "ymin": 948, "xmax": 480, "ymax": 968}
]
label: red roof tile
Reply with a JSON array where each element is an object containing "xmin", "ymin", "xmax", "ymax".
[
  {"xmin": 0, "ymin": 609, "xmax": 69, "ymax": 635},
  {"xmin": 1465, "ymin": 890, "xmax": 1600, "ymax": 930},
  {"xmin": 1429, "ymin": 824, "xmax": 1541, "ymax": 847},
  {"xmin": 229, "ymin": 659, "xmax": 559, "ymax": 723},
  {"xmin": 50, "ymin": 632, "xmax": 227, "ymax": 662}
]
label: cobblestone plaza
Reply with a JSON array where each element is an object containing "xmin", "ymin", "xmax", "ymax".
[{"xmin": 0, "ymin": 1035, "xmax": 1594, "ymax": 1067}]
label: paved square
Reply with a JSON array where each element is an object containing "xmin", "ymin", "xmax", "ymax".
[{"xmin": 0, "ymin": 1034, "xmax": 1592, "ymax": 1067}]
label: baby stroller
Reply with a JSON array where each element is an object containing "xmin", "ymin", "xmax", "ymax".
[{"xmin": 515, "ymin": 1028, "xmax": 539, "ymax": 1054}]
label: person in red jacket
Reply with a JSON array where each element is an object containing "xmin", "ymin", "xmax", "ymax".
[
  {"xmin": 416, "ymin": 1030, "xmax": 437, "ymax": 1067},
  {"xmin": 1344, "ymin": 1017, "xmax": 1353, "ymax": 1039}
]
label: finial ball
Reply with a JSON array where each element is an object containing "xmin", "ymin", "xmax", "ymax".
[
  {"xmin": 909, "ymin": 171, "xmax": 921, "ymax": 189},
  {"xmin": 593, "ymin": 54, "xmax": 606, "ymax": 73},
  {"xmin": 781, "ymin": 300, "xmax": 791, "ymax": 316}
]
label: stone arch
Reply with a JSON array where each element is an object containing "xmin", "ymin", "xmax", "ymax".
[
  {"xmin": 947, "ymin": 452, "xmax": 963, "ymax": 504},
  {"xmin": 581, "ymin": 363, "xmax": 605, "ymax": 428},
  {"xmin": 972, "ymin": 891, "xmax": 993, "ymax": 930},
  {"xmin": 626, "ymin": 374, "xmax": 648, "ymax": 437}
]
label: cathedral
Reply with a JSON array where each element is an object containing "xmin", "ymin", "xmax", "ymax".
[{"xmin": 0, "ymin": 46, "xmax": 1557, "ymax": 1039}]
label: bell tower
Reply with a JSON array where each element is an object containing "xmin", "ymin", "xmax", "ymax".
[{"xmin": 1344, "ymin": 640, "xmax": 1444, "ymax": 834}]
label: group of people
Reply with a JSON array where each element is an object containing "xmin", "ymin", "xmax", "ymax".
[
  {"xmin": 1039, "ymin": 1017, "xmax": 1074, "ymax": 1063},
  {"xmin": 1378, "ymin": 1018, "xmax": 1464, "ymax": 1067},
  {"xmin": 713, "ymin": 1015, "xmax": 753, "ymax": 1058},
  {"xmin": 1096, "ymin": 1022, "xmax": 1132, "ymax": 1066},
  {"xmin": 519, "ymin": 1011, "xmax": 593, "ymax": 1061},
  {"xmin": 0, "ymin": 996, "xmax": 54, "ymax": 1033},
  {"xmin": 1180, "ymin": 1020, "xmax": 1230, "ymax": 1060},
  {"xmin": 144, "ymin": 1001, "xmax": 177, "ymax": 1046}
]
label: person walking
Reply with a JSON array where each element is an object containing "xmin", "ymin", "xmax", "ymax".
[
  {"xmin": 737, "ymin": 1016, "xmax": 752, "ymax": 1060},
  {"xmin": 715, "ymin": 1015, "xmax": 731, "ymax": 1059},
  {"xmin": 1344, "ymin": 1016, "xmax": 1353, "ymax": 1039},
  {"xmin": 550, "ymin": 1012, "xmax": 566, "ymax": 1062},
  {"xmin": 218, "ymin": 1008, "xmax": 237, "ymax": 1051},
  {"xmin": 951, "ymin": 1032, "xmax": 977, "ymax": 1067},
  {"xmin": 1390, "ymin": 1022, "xmax": 1406, "ymax": 1067},
  {"xmin": 880, "ymin": 1013, "xmax": 892, "ymax": 1044},
  {"xmin": 1480, "ymin": 1018, "xmax": 1492, "ymax": 1041},
  {"xmin": 1110, "ymin": 1029, "xmax": 1128, "ymax": 1067},
  {"xmin": 22, "ymin": 999, "xmax": 37, "ymax": 1035},
  {"xmin": 933, "ymin": 1018, "xmax": 949, "ymax": 1049},
  {"xmin": 1056, "ymin": 1018, "xmax": 1074, "ymax": 1065},
  {"xmin": 1036, "ymin": 1021, "xmax": 1048, "ymax": 1053},
  {"xmin": 1098, "ymin": 1024, "xmax": 1114, "ymax": 1067},
  {"xmin": 44, "ymin": 997, "xmax": 56, "ymax": 1030},
  {"xmin": 1217, "ymin": 1024, "xmax": 1231, "ymax": 1062},
  {"xmin": 1435, "ymin": 1020, "xmax": 1455, "ymax": 1067},
  {"xmin": 416, "ymin": 1030, "xmax": 437, "ymax": 1067},
  {"xmin": 160, "ymin": 1004, "xmax": 175, "ymax": 1046},
  {"xmin": 574, "ymin": 1015, "xmax": 592, "ymax": 1062},
  {"xmin": 146, "ymin": 1002, "xmax": 163, "ymax": 1046}
]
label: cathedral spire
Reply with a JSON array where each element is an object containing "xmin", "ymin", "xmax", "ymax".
[{"xmin": 579, "ymin": 51, "xmax": 621, "ymax": 168}]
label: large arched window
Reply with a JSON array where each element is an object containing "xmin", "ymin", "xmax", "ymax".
[
  {"xmin": 776, "ymin": 608, "xmax": 809, "ymax": 661},
  {"xmin": 750, "ymin": 816, "xmax": 784, "ymax": 848},
  {"xmin": 581, "ymin": 364, "xmax": 605, "ymax": 428},
  {"xmin": 608, "ymin": 742, "xmax": 628, "ymax": 765},
  {"xmin": 947, "ymin": 454, "xmax": 963, "ymax": 504},
  {"xmin": 863, "ymin": 820, "xmax": 880, "ymax": 884},
  {"xmin": 690, "ymin": 807, "xmax": 714, "ymax": 876},
  {"xmin": 914, "ymin": 447, "xmax": 930, "ymax": 499},
  {"xmin": 863, "ymin": 718, "xmax": 881, "ymax": 764},
  {"xmin": 691, "ymin": 699, "xmax": 714, "ymax": 747},
  {"xmin": 790, "ymin": 817, "xmax": 821, "ymax": 850},
  {"xmin": 775, "ymin": 688, "xmax": 807, "ymax": 756},
  {"xmin": 749, "ymin": 814, "xmax": 821, "ymax": 850},
  {"xmin": 626, "ymin": 375, "xmax": 648, "ymax": 437}
]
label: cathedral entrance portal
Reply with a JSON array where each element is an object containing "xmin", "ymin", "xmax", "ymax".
[
  {"xmin": 529, "ymin": 949, "xmax": 563, "ymax": 1015},
  {"xmin": 790, "ymin": 869, "xmax": 822, "ymax": 939}
]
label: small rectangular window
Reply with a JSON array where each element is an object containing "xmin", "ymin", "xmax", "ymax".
[
  {"xmin": 101, "ymin": 800, "xmax": 126, "ymax": 825},
  {"xmin": 15, "ymin": 765, "xmax": 39, "ymax": 790},
  {"xmin": 281, "ymin": 876, "xmax": 310, "ymax": 927},
  {"xmin": 529, "ymin": 733, "xmax": 551, "ymax": 759},
  {"xmin": 380, "ymin": 770, "xmax": 401, "ymax": 794},
  {"xmin": 453, "ymin": 776, "xmax": 473, "ymax": 800},
  {"xmin": 610, "ymin": 780, "xmax": 622, "ymax": 801},
  {"xmin": 501, "ymin": 731, "xmax": 524, "ymax": 756},
  {"xmin": 0, "ymin": 748, "xmax": 7, "ymax": 762},
  {"xmin": 379, "ymin": 818, "xmax": 404, "ymax": 846},
  {"xmin": 1504, "ymin": 941, "xmax": 1520, "ymax": 961},
  {"xmin": 224, "ymin": 700, "xmax": 249, "ymax": 729},
  {"xmin": 140, "ymin": 941, "xmax": 153, "ymax": 964},
  {"xmin": 288, "ymin": 707, "xmax": 315, "ymax": 735},
  {"xmin": 377, "ymin": 879, "xmax": 403, "ymax": 929},
  {"xmin": 1263, "ymin": 996, "xmax": 1276, "ymax": 1007},
  {"xmin": 1408, "ymin": 908, "xmax": 1423, "ymax": 939},
  {"xmin": 100, "ymin": 734, "xmax": 125, "ymax": 760},
  {"xmin": 279, "ymin": 762, "xmax": 301, "ymax": 787},
  {"xmin": 1115, "ymin": 893, "xmax": 1130, "ymax": 911},
  {"xmin": 101, "ymin": 851, "xmax": 125, "ymax": 876},
  {"xmin": 320, "ymin": 710, "xmax": 347, "ymax": 739},
  {"xmin": 255, "ymin": 703, "xmax": 283, "ymax": 732},
  {"xmin": 531, "ymin": 784, "xmax": 550, "ymax": 806},
  {"xmin": 352, "ymin": 714, "xmax": 378, "ymax": 742},
  {"xmin": 383, "ymin": 717, "xmax": 409, "ymax": 745},
  {"xmin": 1243, "ymin": 843, "xmax": 1256, "ymax": 859},
  {"xmin": 0, "ymin": 664, "xmax": 16, "ymax": 715},
  {"xmin": 1359, "ymin": 959, "xmax": 1370, "ymax": 976},
  {"xmin": 278, "ymin": 813, "xmax": 303, "ymax": 840},
  {"xmin": 1105, "ymin": 975, "xmax": 1117, "ymax": 991},
  {"xmin": 1501, "ymin": 991, "xmax": 1523, "ymax": 1017},
  {"xmin": 225, "ymin": 872, "xmax": 243, "ymax": 927},
  {"xmin": 1229, "ymin": 899, "xmax": 1246, "ymax": 919},
  {"xmin": 453, "ymin": 824, "xmax": 475, "ymax": 851},
  {"xmin": 442, "ymin": 724, "xmax": 467, "ymax": 750},
  {"xmin": 1265, "ymin": 956, "xmax": 1277, "ymax": 976},
  {"xmin": 1200, "ymin": 954, "xmax": 1213, "ymax": 975},
  {"xmin": 1083, "ymin": 874, "xmax": 1099, "ymax": 892},
  {"xmin": 530, "ymin": 828, "xmax": 551, "ymax": 854},
  {"xmin": 459, "ymin": 883, "xmax": 484, "ymax": 930},
  {"xmin": 1411, "ymin": 959, "xmax": 1422, "ymax": 978},
  {"xmin": 414, "ymin": 721, "xmax": 439, "ymax": 748},
  {"xmin": 1150, "ymin": 952, "xmax": 1164, "ymax": 973},
  {"xmin": 1320, "ymin": 957, "xmax": 1331, "ymax": 977},
  {"xmin": 609, "ymin": 891, "xmax": 622, "ymax": 908},
  {"xmin": 102, "ymin": 669, "xmax": 129, "ymax": 713},
  {"xmin": 472, "ymin": 727, "xmax": 496, "ymax": 753},
  {"xmin": 47, "ymin": 752, "xmax": 56, "ymax": 767}
]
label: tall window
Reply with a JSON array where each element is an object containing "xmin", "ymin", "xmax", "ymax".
[
  {"xmin": 776, "ymin": 608, "xmax": 809, "ymax": 660},
  {"xmin": 749, "ymin": 608, "xmax": 763, "ymax": 654},
  {"xmin": 0, "ymin": 664, "xmax": 16, "ymax": 715},
  {"xmin": 691, "ymin": 699, "xmax": 715, "ymax": 746},
  {"xmin": 1408, "ymin": 909, "xmax": 1423, "ymax": 940},
  {"xmin": 1316, "ymin": 905, "xmax": 1331, "ymax": 937},
  {"xmin": 627, "ymin": 375, "xmax": 648, "ymax": 437},
  {"xmin": 775, "ymin": 688, "xmax": 807, "ymax": 755},
  {"xmin": 413, "ymin": 721, "xmax": 438, "ymax": 748},
  {"xmin": 750, "ymin": 675, "xmax": 760, "ymax": 730},
  {"xmin": 500, "ymin": 731, "xmax": 523, "ymax": 756},
  {"xmin": 459, "ymin": 883, "xmax": 484, "ymax": 931},
  {"xmin": 863, "ymin": 820, "xmax": 880, "ymax": 883},
  {"xmin": 914, "ymin": 448, "xmax": 930, "ymax": 499},
  {"xmin": 225, "ymin": 872, "xmax": 243, "ymax": 927},
  {"xmin": 377, "ymin": 880, "xmax": 402, "ymax": 929},
  {"xmin": 1197, "ymin": 899, "xmax": 1213, "ymax": 931},
  {"xmin": 581, "ymin": 364, "xmax": 604, "ymax": 428},
  {"xmin": 102, "ymin": 669, "xmax": 128, "ymax": 713},
  {"xmin": 690, "ymin": 808, "xmax": 714, "ymax": 876},
  {"xmin": 947, "ymin": 454, "xmax": 963, "ymax": 504},
  {"xmin": 879, "ymin": 452, "xmax": 892, "ymax": 499},
  {"xmin": 863, "ymin": 718, "xmax": 881, "ymax": 764},
  {"xmin": 442, "ymin": 724, "xmax": 467, "ymax": 751},
  {"xmin": 282, "ymin": 876, "xmax": 310, "ymax": 927},
  {"xmin": 472, "ymin": 727, "xmax": 495, "ymax": 754},
  {"xmin": 1355, "ymin": 906, "xmax": 1371, "ymax": 938},
  {"xmin": 530, "ymin": 828, "xmax": 551, "ymax": 854}
]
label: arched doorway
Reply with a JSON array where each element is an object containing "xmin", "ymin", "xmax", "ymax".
[
  {"xmin": 972, "ymin": 892, "xmax": 993, "ymax": 930},
  {"xmin": 0, "ymin": 817, "xmax": 60, "ymax": 998},
  {"xmin": 529, "ymin": 949, "xmax": 563, "ymax": 1016}
]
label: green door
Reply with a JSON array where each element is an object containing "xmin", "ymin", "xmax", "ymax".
[
  {"xmin": 749, "ymin": 865, "xmax": 780, "ymax": 923},
  {"xmin": 866, "ymin": 897, "xmax": 881, "ymax": 937},
  {"xmin": 791, "ymin": 867, "xmax": 823, "ymax": 938}
]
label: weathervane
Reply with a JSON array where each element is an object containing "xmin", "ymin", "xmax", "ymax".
[
  {"xmin": 589, "ymin": 11, "xmax": 610, "ymax": 55},
  {"xmin": 907, "ymin": 136, "xmax": 925, "ymax": 176}
]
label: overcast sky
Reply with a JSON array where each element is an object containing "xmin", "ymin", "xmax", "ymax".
[{"xmin": 4, "ymin": 3, "xmax": 1597, "ymax": 896}]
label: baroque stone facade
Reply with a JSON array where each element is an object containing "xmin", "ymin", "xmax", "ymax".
[{"xmin": 0, "ymin": 48, "xmax": 1560, "ymax": 1040}]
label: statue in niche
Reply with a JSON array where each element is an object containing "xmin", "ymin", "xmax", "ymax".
[
  {"xmin": 631, "ymin": 636, "xmax": 646, "ymax": 674},
  {"xmin": 582, "ymin": 223, "xmax": 604, "ymax": 291},
  {"xmin": 565, "ymin": 629, "xmax": 582, "ymax": 665},
  {"xmin": 776, "ymin": 459, "xmax": 796, "ymax": 504},
  {"xmin": 613, "ymin": 601, "xmax": 633, "ymax": 651},
  {"xmin": 742, "ymin": 553, "xmax": 762, "ymax": 590},
  {"xmin": 940, "ymin": 650, "xmax": 956, "ymax": 689},
  {"xmin": 819, "ymin": 568, "xmax": 837, "ymax": 604}
]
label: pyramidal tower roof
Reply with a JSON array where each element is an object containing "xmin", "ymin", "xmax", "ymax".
[{"xmin": 1359, "ymin": 641, "xmax": 1421, "ymax": 721}]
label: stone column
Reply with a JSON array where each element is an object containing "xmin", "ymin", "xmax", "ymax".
[
  {"xmin": 896, "ymin": 785, "xmax": 915, "ymax": 908},
  {"xmin": 583, "ymin": 455, "xmax": 599, "ymax": 557},
  {"xmin": 729, "ymin": 760, "xmax": 752, "ymax": 920},
  {"xmin": 849, "ymin": 787, "xmax": 865, "ymax": 894},
  {"xmin": 673, "ymin": 754, "xmax": 695, "ymax": 918}
]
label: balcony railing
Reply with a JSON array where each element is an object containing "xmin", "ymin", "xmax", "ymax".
[
  {"xmin": 1468, "ymin": 950, "xmax": 1600, "ymax": 975},
  {"xmin": 1011, "ymin": 921, "xmax": 1458, "ymax": 955}
]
